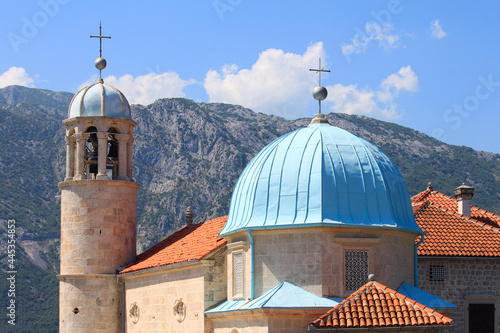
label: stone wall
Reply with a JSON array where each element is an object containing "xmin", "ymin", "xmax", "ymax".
[
  {"xmin": 418, "ymin": 258, "xmax": 500, "ymax": 333},
  {"xmin": 123, "ymin": 252, "xmax": 227, "ymax": 333},
  {"xmin": 60, "ymin": 181, "xmax": 138, "ymax": 274},
  {"xmin": 204, "ymin": 249, "xmax": 227, "ymax": 310},
  {"xmin": 251, "ymin": 227, "xmax": 416, "ymax": 298},
  {"xmin": 59, "ymin": 275, "xmax": 121, "ymax": 333},
  {"xmin": 123, "ymin": 263, "xmax": 206, "ymax": 332}
]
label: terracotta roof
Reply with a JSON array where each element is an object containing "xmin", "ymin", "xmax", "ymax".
[
  {"xmin": 310, "ymin": 281, "xmax": 452, "ymax": 329},
  {"xmin": 120, "ymin": 216, "xmax": 227, "ymax": 274},
  {"xmin": 412, "ymin": 190, "xmax": 500, "ymax": 257}
]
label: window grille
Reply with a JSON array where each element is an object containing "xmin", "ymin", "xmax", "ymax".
[
  {"xmin": 234, "ymin": 253, "xmax": 243, "ymax": 295},
  {"xmin": 345, "ymin": 250, "xmax": 369, "ymax": 292},
  {"xmin": 429, "ymin": 265, "xmax": 446, "ymax": 281}
]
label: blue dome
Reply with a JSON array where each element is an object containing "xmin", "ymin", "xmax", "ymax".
[
  {"xmin": 68, "ymin": 80, "xmax": 131, "ymax": 119},
  {"xmin": 220, "ymin": 123, "xmax": 421, "ymax": 236}
]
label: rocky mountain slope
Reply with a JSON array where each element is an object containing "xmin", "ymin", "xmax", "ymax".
[{"xmin": 0, "ymin": 85, "xmax": 499, "ymax": 331}]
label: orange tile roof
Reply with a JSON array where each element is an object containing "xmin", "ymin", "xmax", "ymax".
[
  {"xmin": 412, "ymin": 190, "xmax": 500, "ymax": 257},
  {"xmin": 120, "ymin": 216, "xmax": 227, "ymax": 274},
  {"xmin": 310, "ymin": 281, "xmax": 452, "ymax": 329}
]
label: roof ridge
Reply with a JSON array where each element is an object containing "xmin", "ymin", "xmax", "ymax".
[
  {"xmin": 260, "ymin": 282, "xmax": 285, "ymax": 308},
  {"xmin": 429, "ymin": 202, "xmax": 500, "ymax": 233},
  {"xmin": 319, "ymin": 281, "xmax": 374, "ymax": 318},
  {"xmin": 412, "ymin": 200, "xmax": 429, "ymax": 218},
  {"xmin": 410, "ymin": 190, "xmax": 432, "ymax": 203},
  {"xmin": 415, "ymin": 189, "xmax": 500, "ymax": 224}
]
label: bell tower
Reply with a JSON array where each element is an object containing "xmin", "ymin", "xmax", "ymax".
[{"xmin": 58, "ymin": 24, "xmax": 139, "ymax": 332}]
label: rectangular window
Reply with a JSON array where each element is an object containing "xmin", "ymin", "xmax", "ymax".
[
  {"xmin": 234, "ymin": 253, "xmax": 243, "ymax": 296},
  {"xmin": 429, "ymin": 265, "xmax": 446, "ymax": 281},
  {"xmin": 345, "ymin": 250, "xmax": 369, "ymax": 293}
]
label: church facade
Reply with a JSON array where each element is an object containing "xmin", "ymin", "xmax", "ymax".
[{"xmin": 57, "ymin": 69, "xmax": 461, "ymax": 332}]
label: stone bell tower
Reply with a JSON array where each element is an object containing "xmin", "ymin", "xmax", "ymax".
[{"xmin": 58, "ymin": 25, "xmax": 138, "ymax": 332}]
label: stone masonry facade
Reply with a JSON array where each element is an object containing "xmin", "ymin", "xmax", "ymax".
[
  {"xmin": 251, "ymin": 227, "xmax": 416, "ymax": 299},
  {"xmin": 59, "ymin": 275, "xmax": 121, "ymax": 333},
  {"xmin": 59, "ymin": 181, "xmax": 138, "ymax": 275},
  {"xmin": 418, "ymin": 258, "xmax": 500, "ymax": 333},
  {"xmin": 123, "ymin": 249, "xmax": 227, "ymax": 333}
]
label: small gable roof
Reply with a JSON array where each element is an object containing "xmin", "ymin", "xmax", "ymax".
[
  {"xmin": 310, "ymin": 281, "xmax": 452, "ymax": 330},
  {"xmin": 120, "ymin": 216, "xmax": 227, "ymax": 274},
  {"xmin": 412, "ymin": 189, "xmax": 500, "ymax": 257},
  {"xmin": 206, "ymin": 281, "xmax": 338, "ymax": 314}
]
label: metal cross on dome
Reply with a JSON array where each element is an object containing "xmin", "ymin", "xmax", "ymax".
[
  {"xmin": 309, "ymin": 58, "xmax": 330, "ymax": 86},
  {"xmin": 90, "ymin": 22, "xmax": 111, "ymax": 59}
]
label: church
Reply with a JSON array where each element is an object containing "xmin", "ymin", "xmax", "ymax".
[{"xmin": 57, "ymin": 34, "xmax": 499, "ymax": 333}]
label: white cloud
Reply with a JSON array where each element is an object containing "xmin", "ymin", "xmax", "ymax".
[
  {"xmin": 328, "ymin": 84, "xmax": 379, "ymax": 115},
  {"xmin": 342, "ymin": 23, "xmax": 401, "ymax": 56},
  {"xmin": 430, "ymin": 19, "xmax": 447, "ymax": 39},
  {"xmin": 325, "ymin": 66, "xmax": 418, "ymax": 120},
  {"xmin": 80, "ymin": 72, "xmax": 196, "ymax": 105},
  {"xmin": 203, "ymin": 43, "xmax": 417, "ymax": 121},
  {"xmin": 204, "ymin": 42, "xmax": 325, "ymax": 119},
  {"xmin": 0, "ymin": 67, "xmax": 36, "ymax": 89},
  {"xmin": 381, "ymin": 65, "xmax": 418, "ymax": 94}
]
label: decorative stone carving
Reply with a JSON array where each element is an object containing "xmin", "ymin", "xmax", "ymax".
[
  {"xmin": 173, "ymin": 298, "xmax": 186, "ymax": 322},
  {"xmin": 129, "ymin": 302, "xmax": 140, "ymax": 324}
]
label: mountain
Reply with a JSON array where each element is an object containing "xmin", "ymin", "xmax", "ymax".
[{"xmin": 0, "ymin": 85, "xmax": 499, "ymax": 331}]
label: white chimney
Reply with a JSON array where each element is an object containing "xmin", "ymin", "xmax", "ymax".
[{"xmin": 453, "ymin": 184, "xmax": 474, "ymax": 217}]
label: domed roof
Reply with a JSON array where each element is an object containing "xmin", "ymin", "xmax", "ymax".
[
  {"xmin": 68, "ymin": 79, "xmax": 131, "ymax": 119},
  {"xmin": 220, "ymin": 122, "xmax": 421, "ymax": 236}
]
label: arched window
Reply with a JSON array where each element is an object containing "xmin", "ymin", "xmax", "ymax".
[
  {"xmin": 107, "ymin": 128, "xmax": 119, "ymax": 179},
  {"xmin": 84, "ymin": 126, "xmax": 98, "ymax": 179}
]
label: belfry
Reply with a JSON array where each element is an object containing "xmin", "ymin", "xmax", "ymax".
[{"xmin": 58, "ymin": 24, "xmax": 139, "ymax": 332}]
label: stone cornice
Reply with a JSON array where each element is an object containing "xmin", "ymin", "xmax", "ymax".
[
  {"xmin": 58, "ymin": 179, "xmax": 140, "ymax": 189},
  {"xmin": 63, "ymin": 116, "xmax": 137, "ymax": 127}
]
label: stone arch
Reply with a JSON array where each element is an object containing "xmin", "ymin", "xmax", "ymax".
[
  {"xmin": 108, "ymin": 126, "xmax": 120, "ymax": 134},
  {"xmin": 83, "ymin": 125, "xmax": 98, "ymax": 133}
]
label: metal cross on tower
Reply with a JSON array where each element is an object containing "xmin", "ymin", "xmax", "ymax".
[
  {"xmin": 309, "ymin": 58, "xmax": 330, "ymax": 86},
  {"xmin": 90, "ymin": 22, "xmax": 111, "ymax": 58}
]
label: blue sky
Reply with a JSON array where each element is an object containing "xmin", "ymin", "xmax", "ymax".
[{"xmin": 1, "ymin": 1, "xmax": 499, "ymax": 154}]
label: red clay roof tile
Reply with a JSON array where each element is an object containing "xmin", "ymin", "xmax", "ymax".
[
  {"xmin": 412, "ymin": 190, "xmax": 500, "ymax": 257},
  {"xmin": 120, "ymin": 216, "xmax": 227, "ymax": 274},
  {"xmin": 310, "ymin": 281, "xmax": 452, "ymax": 329}
]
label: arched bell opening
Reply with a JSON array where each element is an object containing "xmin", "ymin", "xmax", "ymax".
[
  {"xmin": 84, "ymin": 126, "xmax": 99, "ymax": 179},
  {"xmin": 107, "ymin": 127, "xmax": 119, "ymax": 180}
]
